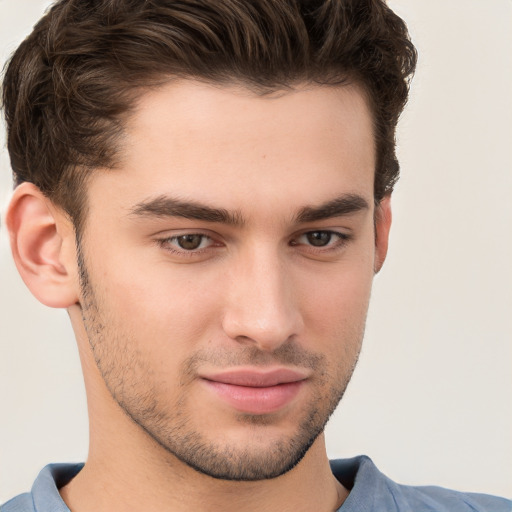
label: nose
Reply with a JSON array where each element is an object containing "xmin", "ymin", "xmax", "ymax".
[{"xmin": 221, "ymin": 248, "xmax": 303, "ymax": 352}]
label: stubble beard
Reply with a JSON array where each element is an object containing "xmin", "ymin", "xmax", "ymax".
[{"xmin": 77, "ymin": 244, "xmax": 362, "ymax": 481}]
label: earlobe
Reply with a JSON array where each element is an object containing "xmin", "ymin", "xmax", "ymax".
[
  {"xmin": 6, "ymin": 182, "xmax": 79, "ymax": 308},
  {"xmin": 374, "ymin": 195, "xmax": 392, "ymax": 273}
]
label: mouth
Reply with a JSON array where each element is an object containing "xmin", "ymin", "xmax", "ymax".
[{"xmin": 200, "ymin": 368, "xmax": 308, "ymax": 415}]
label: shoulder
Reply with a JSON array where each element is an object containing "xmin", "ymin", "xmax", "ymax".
[
  {"xmin": 1, "ymin": 463, "xmax": 83, "ymax": 512},
  {"xmin": 1, "ymin": 493, "xmax": 34, "ymax": 512},
  {"xmin": 403, "ymin": 485, "xmax": 512, "ymax": 512},
  {"xmin": 331, "ymin": 456, "xmax": 512, "ymax": 512}
]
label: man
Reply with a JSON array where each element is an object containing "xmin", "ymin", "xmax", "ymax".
[{"xmin": 0, "ymin": 1, "xmax": 510, "ymax": 511}]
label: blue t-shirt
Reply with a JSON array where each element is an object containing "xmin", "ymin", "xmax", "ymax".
[{"xmin": 1, "ymin": 456, "xmax": 511, "ymax": 511}]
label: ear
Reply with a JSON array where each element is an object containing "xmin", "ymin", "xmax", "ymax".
[
  {"xmin": 374, "ymin": 195, "xmax": 392, "ymax": 273},
  {"xmin": 6, "ymin": 182, "xmax": 79, "ymax": 308}
]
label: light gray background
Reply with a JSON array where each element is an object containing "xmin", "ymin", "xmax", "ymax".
[{"xmin": 1, "ymin": 0, "xmax": 511, "ymax": 502}]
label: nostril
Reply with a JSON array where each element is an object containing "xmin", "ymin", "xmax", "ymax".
[
  {"xmin": 221, "ymin": 259, "xmax": 302, "ymax": 348},
  {"xmin": 222, "ymin": 307, "xmax": 302, "ymax": 353}
]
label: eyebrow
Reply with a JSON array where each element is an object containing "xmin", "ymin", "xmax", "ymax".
[
  {"xmin": 129, "ymin": 193, "xmax": 369, "ymax": 226},
  {"xmin": 295, "ymin": 194, "xmax": 369, "ymax": 223},
  {"xmin": 129, "ymin": 195, "xmax": 244, "ymax": 226}
]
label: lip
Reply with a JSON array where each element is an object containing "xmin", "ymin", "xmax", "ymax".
[
  {"xmin": 201, "ymin": 368, "xmax": 309, "ymax": 387},
  {"xmin": 200, "ymin": 368, "xmax": 308, "ymax": 415}
]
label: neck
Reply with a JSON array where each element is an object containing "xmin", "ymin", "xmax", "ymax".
[
  {"xmin": 61, "ymin": 433, "xmax": 346, "ymax": 512},
  {"xmin": 60, "ymin": 387, "xmax": 347, "ymax": 512},
  {"xmin": 62, "ymin": 314, "xmax": 349, "ymax": 512}
]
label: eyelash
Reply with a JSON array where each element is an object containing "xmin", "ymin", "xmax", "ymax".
[
  {"xmin": 156, "ymin": 233, "xmax": 218, "ymax": 257},
  {"xmin": 290, "ymin": 231, "xmax": 350, "ymax": 251},
  {"xmin": 156, "ymin": 230, "xmax": 351, "ymax": 257}
]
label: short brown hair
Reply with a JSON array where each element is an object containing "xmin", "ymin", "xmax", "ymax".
[{"xmin": 2, "ymin": 0, "xmax": 416, "ymax": 232}]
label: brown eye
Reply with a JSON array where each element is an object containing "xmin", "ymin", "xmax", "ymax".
[
  {"xmin": 176, "ymin": 234, "xmax": 205, "ymax": 250},
  {"xmin": 157, "ymin": 232, "xmax": 219, "ymax": 257},
  {"xmin": 305, "ymin": 231, "xmax": 332, "ymax": 247}
]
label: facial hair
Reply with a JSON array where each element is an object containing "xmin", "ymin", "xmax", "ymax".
[{"xmin": 77, "ymin": 240, "xmax": 362, "ymax": 481}]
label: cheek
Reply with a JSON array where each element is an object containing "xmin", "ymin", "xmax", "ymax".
[
  {"xmin": 297, "ymin": 256, "xmax": 375, "ymax": 349},
  {"xmin": 303, "ymin": 255, "xmax": 374, "ymax": 310},
  {"xmin": 94, "ymin": 256, "xmax": 223, "ymax": 353}
]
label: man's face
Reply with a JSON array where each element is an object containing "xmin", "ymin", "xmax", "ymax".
[{"xmin": 75, "ymin": 81, "xmax": 387, "ymax": 480}]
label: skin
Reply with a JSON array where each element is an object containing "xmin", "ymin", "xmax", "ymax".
[{"xmin": 7, "ymin": 80, "xmax": 391, "ymax": 512}]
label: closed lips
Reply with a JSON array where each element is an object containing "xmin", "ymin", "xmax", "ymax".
[{"xmin": 200, "ymin": 368, "xmax": 309, "ymax": 387}]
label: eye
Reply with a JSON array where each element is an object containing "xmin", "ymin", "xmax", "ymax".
[
  {"xmin": 304, "ymin": 231, "xmax": 333, "ymax": 247},
  {"xmin": 158, "ymin": 233, "xmax": 215, "ymax": 254},
  {"xmin": 290, "ymin": 230, "xmax": 350, "ymax": 250},
  {"xmin": 174, "ymin": 234, "xmax": 208, "ymax": 250},
  {"xmin": 293, "ymin": 230, "xmax": 348, "ymax": 248}
]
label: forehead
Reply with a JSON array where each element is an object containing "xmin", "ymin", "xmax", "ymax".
[{"xmin": 87, "ymin": 80, "xmax": 376, "ymax": 217}]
